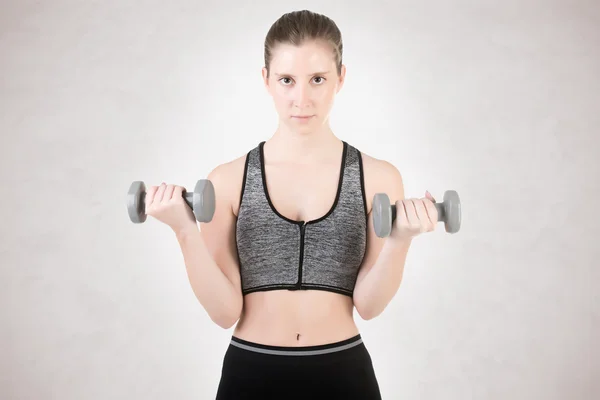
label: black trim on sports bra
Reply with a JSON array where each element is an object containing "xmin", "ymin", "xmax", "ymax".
[{"xmin": 258, "ymin": 140, "xmax": 348, "ymax": 226}]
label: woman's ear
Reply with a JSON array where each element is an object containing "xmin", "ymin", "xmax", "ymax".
[
  {"xmin": 336, "ymin": 64, "xmax": 347, "ymax": 93},
  {"xmin": 261, "ymin": 67, "xmax": 270, "ymax": 91}
]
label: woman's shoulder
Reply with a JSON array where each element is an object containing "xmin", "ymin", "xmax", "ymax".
[
  {"xmin": 208, "ymin": 152, "xmax": 248, "ymax": 178},
  {"xmin": 356, "ymin": 148, "xmax": 405, "ymax": 213},
  {"xmin": 359, "ymin": 150, "xmax": 401, "ymax": 178},
  {"xmin": 206, "ymin": 147, "xmax": 255, "ymax": 216}
]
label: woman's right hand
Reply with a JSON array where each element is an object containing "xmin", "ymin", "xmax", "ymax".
[{"xmin": 145, "ymin": 182, "xmax": 198, "ymax": 234}]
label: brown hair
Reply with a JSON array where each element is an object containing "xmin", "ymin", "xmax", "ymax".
[{"xmin": 263, "ymin": 10, "xmax": 343, "ymax": 78}]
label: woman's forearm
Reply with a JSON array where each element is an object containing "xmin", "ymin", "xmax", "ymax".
[
  {"xmin": 353, "ymin": 237, "xmax": 412, "ymax": 320},
  {"xmin": 175, "ymin": 227, "xmax": 243, "ymax": 329}
]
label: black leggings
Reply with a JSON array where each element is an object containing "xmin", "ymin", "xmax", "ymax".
[{"xmin": 215, "ymin": 334, "xmax": 382, "ymax": 400}]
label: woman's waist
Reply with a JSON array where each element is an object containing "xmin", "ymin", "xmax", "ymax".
[
  {"xmin": 233, "ymin": 316, "xmax": 359, "ymax": 346},
  {"xmin": 233, "ymin": 289, "xmax": 358, "ymax": 346}
]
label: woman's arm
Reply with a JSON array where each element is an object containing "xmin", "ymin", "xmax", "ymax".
[
  {"xmin": 353, "ymin": 157, "xmax": 412, "ymax": 320},
  {"xmin": 176, "ymin": 161, "xmax": 244, "ymax": 329}
]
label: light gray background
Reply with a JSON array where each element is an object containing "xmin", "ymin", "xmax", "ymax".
[{"xmin": 1, "ymin": 0, "xmax": 598, "ymax": 399}]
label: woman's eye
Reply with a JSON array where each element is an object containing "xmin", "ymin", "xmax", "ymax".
[{"xmin": 279, "ymin": 76, "xmax": 325, "ymax": 85}]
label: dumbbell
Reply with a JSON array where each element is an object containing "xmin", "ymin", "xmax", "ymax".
[
  {"xmin": 127, "ymin": 180, "xmax": 216, "ymax": 224},
  {"xmin": 372, "ymin": 190, "xmax": 461, "ymax": 237}
]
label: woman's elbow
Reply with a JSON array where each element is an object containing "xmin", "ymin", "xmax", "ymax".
[
  {"xmin": 214, "ymin": 315, "xmax": 239, "ymax": 329},
  {"xmin": 211, "ymin": 298, "xmax": 243, "ymax": 329},
  {"xmin": 354, "ymin": 299, "xmax": 381, "ymax": 321},
  {"xmin": 211, "ymin": 310, "xmax": 241, "ymax": 329}
]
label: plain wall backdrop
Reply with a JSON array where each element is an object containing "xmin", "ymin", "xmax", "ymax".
[{"xmin": 1, "ymin": 0, "xmax": 598, "ymax": 399}]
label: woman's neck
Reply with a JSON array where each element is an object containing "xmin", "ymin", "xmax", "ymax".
[{"xmin": 266, "ymin": 122, "xmax": 342, "ymax": 164}]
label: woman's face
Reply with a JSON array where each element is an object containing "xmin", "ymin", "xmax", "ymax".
[{"xmin": 262, "ymin": 40, "xmax": 345, "ymax": 134}]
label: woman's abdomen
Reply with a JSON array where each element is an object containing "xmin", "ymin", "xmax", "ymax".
[{"xmin": 232, "ymin": 290, "xmax": 359, "ymax": 346}]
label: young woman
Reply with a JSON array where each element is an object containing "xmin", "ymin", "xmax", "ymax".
[{"xmin": 144, "ymin": 10, "xmax": 438, "ymax": 399}]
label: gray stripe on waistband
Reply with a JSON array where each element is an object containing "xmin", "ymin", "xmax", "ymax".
[{"xmin": 230, "ymin": 338, "xmax": 363, "ymax": 356}]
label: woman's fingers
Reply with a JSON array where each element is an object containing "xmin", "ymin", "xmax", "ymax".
[{"xmin": 393, "ymin": 192, "xmax": 439, "ymax": 237}]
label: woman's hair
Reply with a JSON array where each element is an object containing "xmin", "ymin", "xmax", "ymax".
[{"xmin": 263, "ymin": 10, "xmax": 343, "ymax": 78}]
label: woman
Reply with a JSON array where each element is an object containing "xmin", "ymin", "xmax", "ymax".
[{"xmin": 144, "ymin": 10, "xmax": 438, "ymax": 399}]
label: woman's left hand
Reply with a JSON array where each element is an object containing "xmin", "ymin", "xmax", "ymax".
[{"xmin": 391, "ymin": 191, "xmax": 438, "ymax": 240}]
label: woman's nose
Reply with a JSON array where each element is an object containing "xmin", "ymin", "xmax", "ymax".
[{"xmin": 293, "ymin": 85, "xmax": 311, "ymax": 107}]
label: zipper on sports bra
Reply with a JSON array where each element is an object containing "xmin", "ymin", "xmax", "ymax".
[{"xmin": 297, "ymin": 221, "xmax": 307, "ymax": 288}]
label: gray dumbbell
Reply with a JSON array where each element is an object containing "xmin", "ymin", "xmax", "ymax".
[
  {"xmin": 127, "ymin": 180, "xmax": 216, "ymax": 224},
  {"xmin": 373, "ymin": 190, "xmax": 461, "ymax": 237}
]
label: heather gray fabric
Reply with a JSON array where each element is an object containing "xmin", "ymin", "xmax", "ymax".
[{"xmin": 235, "ymin": 141, "xmax": 368, "ymax": 297}]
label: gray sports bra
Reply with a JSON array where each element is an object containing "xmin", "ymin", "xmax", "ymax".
[{"xmin": 235, "ymin": 141, "xmax": 368, "ymax": 297}]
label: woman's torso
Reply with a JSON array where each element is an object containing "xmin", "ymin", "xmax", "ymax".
[{"xmin": 228, "ymin": 139, "xmax": 374, "ymax": 346}]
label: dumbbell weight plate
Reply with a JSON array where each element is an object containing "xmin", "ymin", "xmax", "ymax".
[
  {"xmin": 127, "ymin": 181, "xmax": 147, "ymax": 224},
  {"xmin": 443, "ymin": 190, "xmax": 461, "ymax": 234},
  {"xmin": 372, "ymin": 193, "xmax": 392, "ymax": 238},
  {"xmin": 192, "ymin": 179, "xmax": 215, "ymax": 223}
]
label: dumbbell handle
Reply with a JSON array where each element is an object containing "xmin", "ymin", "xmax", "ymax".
[
  {"xmin": 138, "ymin": 190, "xmax": 195, "ymax": 212},
  {"xmin": 390, "ymin": 202, "xmax": 446, "ymax": 223}
]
